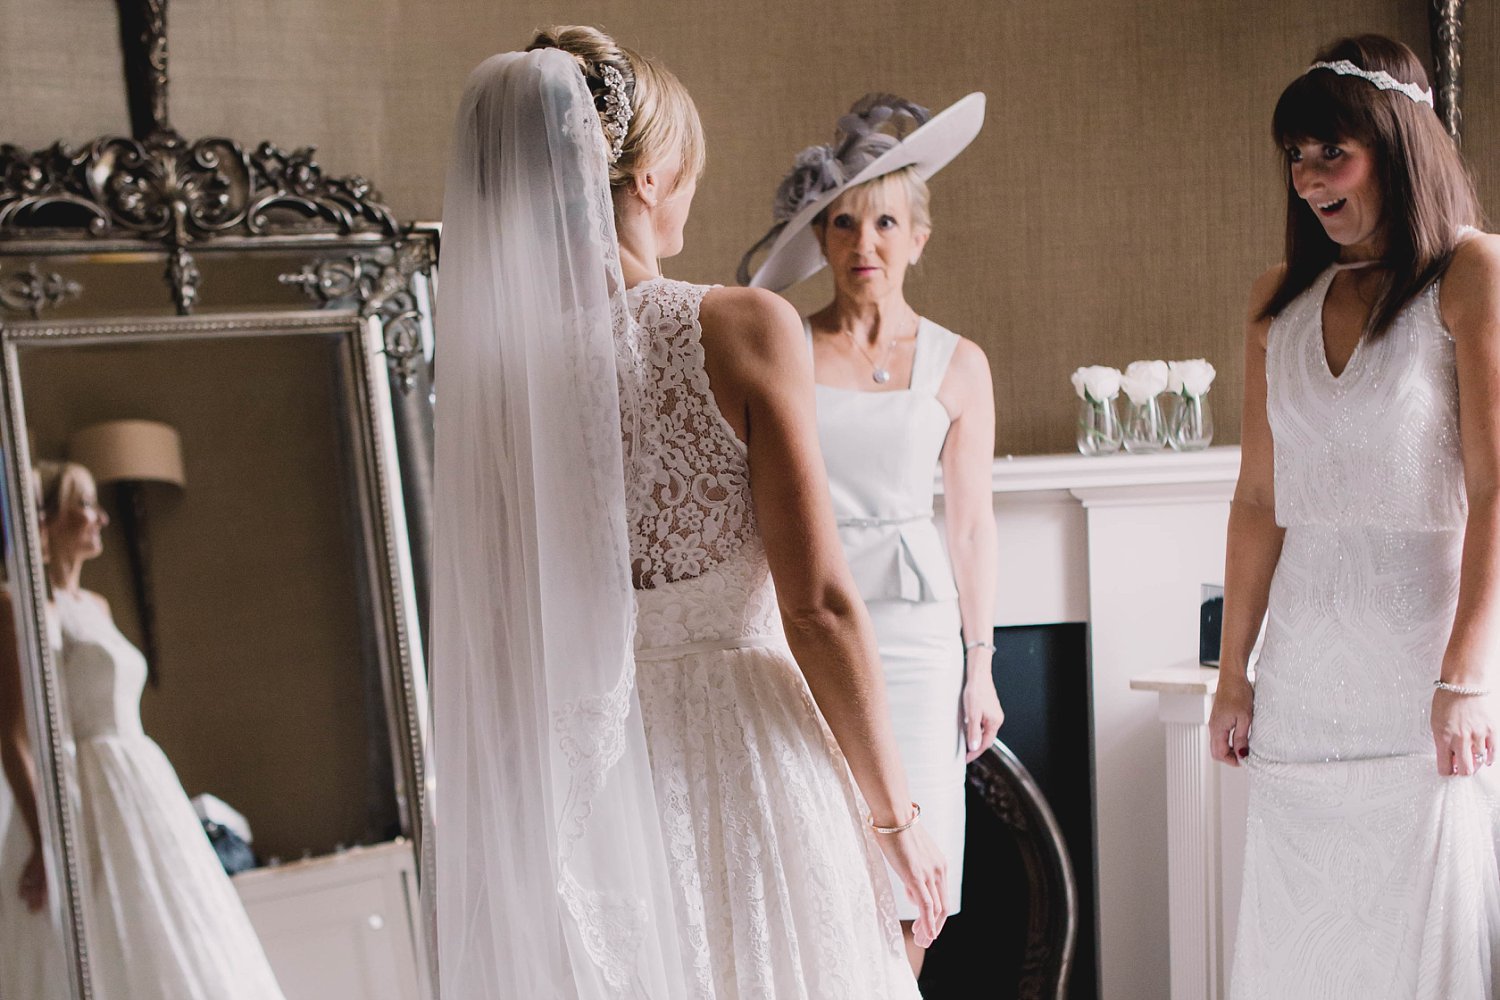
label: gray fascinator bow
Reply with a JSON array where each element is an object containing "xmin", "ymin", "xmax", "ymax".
[{"xmin": 738, "ymin": 94, "xmax": 932, "ymax": 285}]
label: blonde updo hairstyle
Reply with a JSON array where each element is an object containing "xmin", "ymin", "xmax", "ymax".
[
  {"xmin": 33, "ymin": 460, "xmax": 97, "ymax": 565},
  {"xmin": 34, "ymin": 461, "xmax": 94, "ymax": 525},
  {"xmin": 527, "ymin": 26, "xmax": 706, "ymax": 198}
]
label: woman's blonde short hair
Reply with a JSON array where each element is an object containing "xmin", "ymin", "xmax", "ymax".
[
  {"xmin": 528, "ymin": 25, "xmax": 706, "ymax": 195},
  {"xmin": 816, "ymin": 166, "xmax": 932, "ymax": 234}
]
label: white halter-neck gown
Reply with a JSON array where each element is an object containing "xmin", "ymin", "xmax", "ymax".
[
  {"xmin": 807, "ymin": 317, "xmax": 966, "ymax": 920},
  {"xmin": 624, "ymin": 277, "xmax": 921, "ymax": 998},
  {"xmin": 51, "ymin": 589, "xmax": 285, "ymax": 1000},
  {"xmin": 1232, "ymin": 264, "xmax": 1500, "ymax": 998}
]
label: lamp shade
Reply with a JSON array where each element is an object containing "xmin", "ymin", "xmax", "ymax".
[{"xmin": 67, "ymin": 419, "xmax": 186, "ymax": 487}]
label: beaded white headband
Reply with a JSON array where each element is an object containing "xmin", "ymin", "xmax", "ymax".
[{"xmin": 1306, "ymin": 59, "xmax": 1434, "ymax": 107}]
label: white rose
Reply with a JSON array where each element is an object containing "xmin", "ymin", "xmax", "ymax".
[
  {"xmin": 1070, "ymin": 365, "xmax": 1122, "ymax": 403},
  {"xmin": 1167, "ymin": 359, "xmax": 1217, "ymax": 398},
  {"xmin": 1120, "ymin": 359, "xmax": 1169, "ymax": 405}
]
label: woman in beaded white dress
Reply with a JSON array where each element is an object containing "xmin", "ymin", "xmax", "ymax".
[
  {"xmin": 1208, "ymin": 36, "xmax": 1500, "ymax": 998},
  {"xmin": 739, "ymin": 93, "xmax": 1004, "ymax": 976},
  {"xmin": 430, "ymin": 26, "xmax": 947, "ymax": 1000}
]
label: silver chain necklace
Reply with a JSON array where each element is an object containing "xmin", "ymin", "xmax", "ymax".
[{"xmin": 843, "ymin": 314, "xmax": 917, "ymax": 385}]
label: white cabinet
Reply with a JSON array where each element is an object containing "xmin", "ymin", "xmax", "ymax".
[{"xmin": 234, "ymin": 840, "xmax": 431, "ymax": 1000}]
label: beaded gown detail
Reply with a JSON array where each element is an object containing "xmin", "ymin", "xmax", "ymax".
[
  {"xmin": 623, "ymin": 277, "xmax": 920, "ymax": 999},
  {"xmin": 1231, "ymin": 265, "xmax": 1500, "ymax": 999},
  {"xmin": 49, "ymin": 590, "xmax": 286, "ymax": 1000}
]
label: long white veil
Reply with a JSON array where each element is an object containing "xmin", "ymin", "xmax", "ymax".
[{"xmin": 430, "ymin": 49, "xmax": 688, "ymax": 998}]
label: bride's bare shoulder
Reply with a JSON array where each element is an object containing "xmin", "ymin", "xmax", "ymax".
[{"xmin": 698, "ymin": 286, "xmax": 804, "ymax": 372}]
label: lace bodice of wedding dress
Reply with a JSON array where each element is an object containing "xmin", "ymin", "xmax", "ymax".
[{"xmin": 622, "ymin": 277, "xmax": 782, "ymax": 651}]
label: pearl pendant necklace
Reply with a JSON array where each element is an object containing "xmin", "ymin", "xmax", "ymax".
[{"xmin": 844, "ymin": 322, "xmax": 908, "ymax": 385}]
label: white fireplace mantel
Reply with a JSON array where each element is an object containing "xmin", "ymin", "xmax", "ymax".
[
  {"xmin": 986, "ymin": 447, "xmax": 1244, "ymax": 495},
  {"xmin": 938, "ymin": 448, "xmax": 1241, "ymax": 628},
  {"xmin": 938, "ymin": 445, "xmax": 1241, "ymax": 1000}
]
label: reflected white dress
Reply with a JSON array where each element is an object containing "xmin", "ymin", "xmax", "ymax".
[
  {"xmin": 808, "ymin": 318, "xmax": 966, "ymax": 919},
  {"xmin": 1232, "ymin": 264, "xmax": 1500, "ymax": 998},
  {"xmin": 52, "ymin": 590, "xmax": 285, "ymax": 1000},
  {"xmin": 625, "ymin": 277, "xmax": 921, "ymax": 998}
]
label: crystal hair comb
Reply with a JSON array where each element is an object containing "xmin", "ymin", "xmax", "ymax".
[
  {"xmin": 593, "ymin": 63, "xmax": 634, "ymax": 163},
  {"xmin": 1306, "ymin": 59, "xmax": 1434, "ymax": 107}
]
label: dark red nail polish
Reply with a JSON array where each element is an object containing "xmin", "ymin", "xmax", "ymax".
[{"xmin": 1238, "ymin": 747, "xmax": 1249, "ymax": 758}]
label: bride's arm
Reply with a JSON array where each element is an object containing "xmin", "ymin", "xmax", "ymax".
[
  {"xmin": 699, "ymin": 286, "xmax": 948, "ymax": 941},
  {"xmin": 700, "ymin": 287, "xmax": 909, "ymax": 819}
]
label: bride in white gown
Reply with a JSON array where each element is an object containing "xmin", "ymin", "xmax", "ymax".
[
  {"xmin": 430, "ymin": 26, "xmax": 947, "ymax": 1000},
  {"xmin": 0, "ymin": 462, "xmax": 285, "ymax": 1000},
  {"xmin": 1209, "ymin": 35, "xmax": 1500, "ymax": 999}
]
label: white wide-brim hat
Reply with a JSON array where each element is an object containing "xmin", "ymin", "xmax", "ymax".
[{"xmin": 739, "ymin": 92, "xmax": 986, "ymax": 292}]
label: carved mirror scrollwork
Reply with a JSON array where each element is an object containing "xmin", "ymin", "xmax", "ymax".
[
  {"xmin": 1429, "ymin": 0, "xmax": 1465, "ymax": 142},
  {"xmin": 0, "ymin": 2, "xmax": 436, "ymax": 999},
  {"xmin": 277, "ymin": 237, "xmax": 439, "ymax": 393},
  {"xmin": 0, "ymin": 130, "xmax": 405, "ymax": 315}
]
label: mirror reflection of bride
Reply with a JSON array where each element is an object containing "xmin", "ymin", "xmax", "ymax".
[{"xmin": 0, "ymin": 461, "xmax": 285, "ymax": 1000}]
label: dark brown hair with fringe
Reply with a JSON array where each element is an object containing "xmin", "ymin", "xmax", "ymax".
[{"xmin": 1260, "ymin": 35, "xmax": 1481, "ymax": 336}]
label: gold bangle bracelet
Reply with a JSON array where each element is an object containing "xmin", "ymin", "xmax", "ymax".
[{"xmin": 869, "ymin": 802, "xmax": 922, "ymax": 835}]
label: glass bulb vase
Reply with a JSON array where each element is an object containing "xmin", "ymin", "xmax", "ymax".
[
  {"xmin": 1122, "ymin": 396, "xmax": 1167, "ymax": 454},
  {"xmin": 1077, "ymin": 397, "xmax": 1122, "ymax": 456},
  {"xmin": 1168, "ymin": 393, "xmax": 1214, "ymax": 451}
]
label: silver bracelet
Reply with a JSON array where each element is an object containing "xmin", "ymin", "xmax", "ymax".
[
  {"xmin": 1435, "ymin": 679, "xmax": 1492, "ymax": 697},
  {"xmin": 964, "ymin": 639, "xmax": 995, "ymax": 654}
]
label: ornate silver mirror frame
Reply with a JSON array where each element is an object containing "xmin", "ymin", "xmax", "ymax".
[
  {"xmin": 1430, "ymin": 0, "xmax": 1464, "ymax": 141},
  {"xmin": 0, "ymin": 310, "xmax": 430, "ymax": 999},
  {"xmin": 0, "ymin": 308, "xmax": 432, "ymax": 995},
  {"xmin": 0, "ymin": 3, "xmax": 436, "ymax": 997}
]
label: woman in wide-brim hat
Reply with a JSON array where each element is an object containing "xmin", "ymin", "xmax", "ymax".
[{"xmin": 740, "ymin": 91, "xmax": 1003, "ymax": 976}]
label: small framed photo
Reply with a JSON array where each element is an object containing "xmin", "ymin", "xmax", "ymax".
[{"xmin": 1200, "ymin": 583, "xmax": 1224, "ymax": 667}]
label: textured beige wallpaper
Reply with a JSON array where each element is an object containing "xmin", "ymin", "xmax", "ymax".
[
  {"xmin": 0, "ymin": 1, "xmax": 1446, "ymax": 456},
  {"xmin": 1456, "ymin": 5, "xmax": 1499, "ymax": 220}
]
